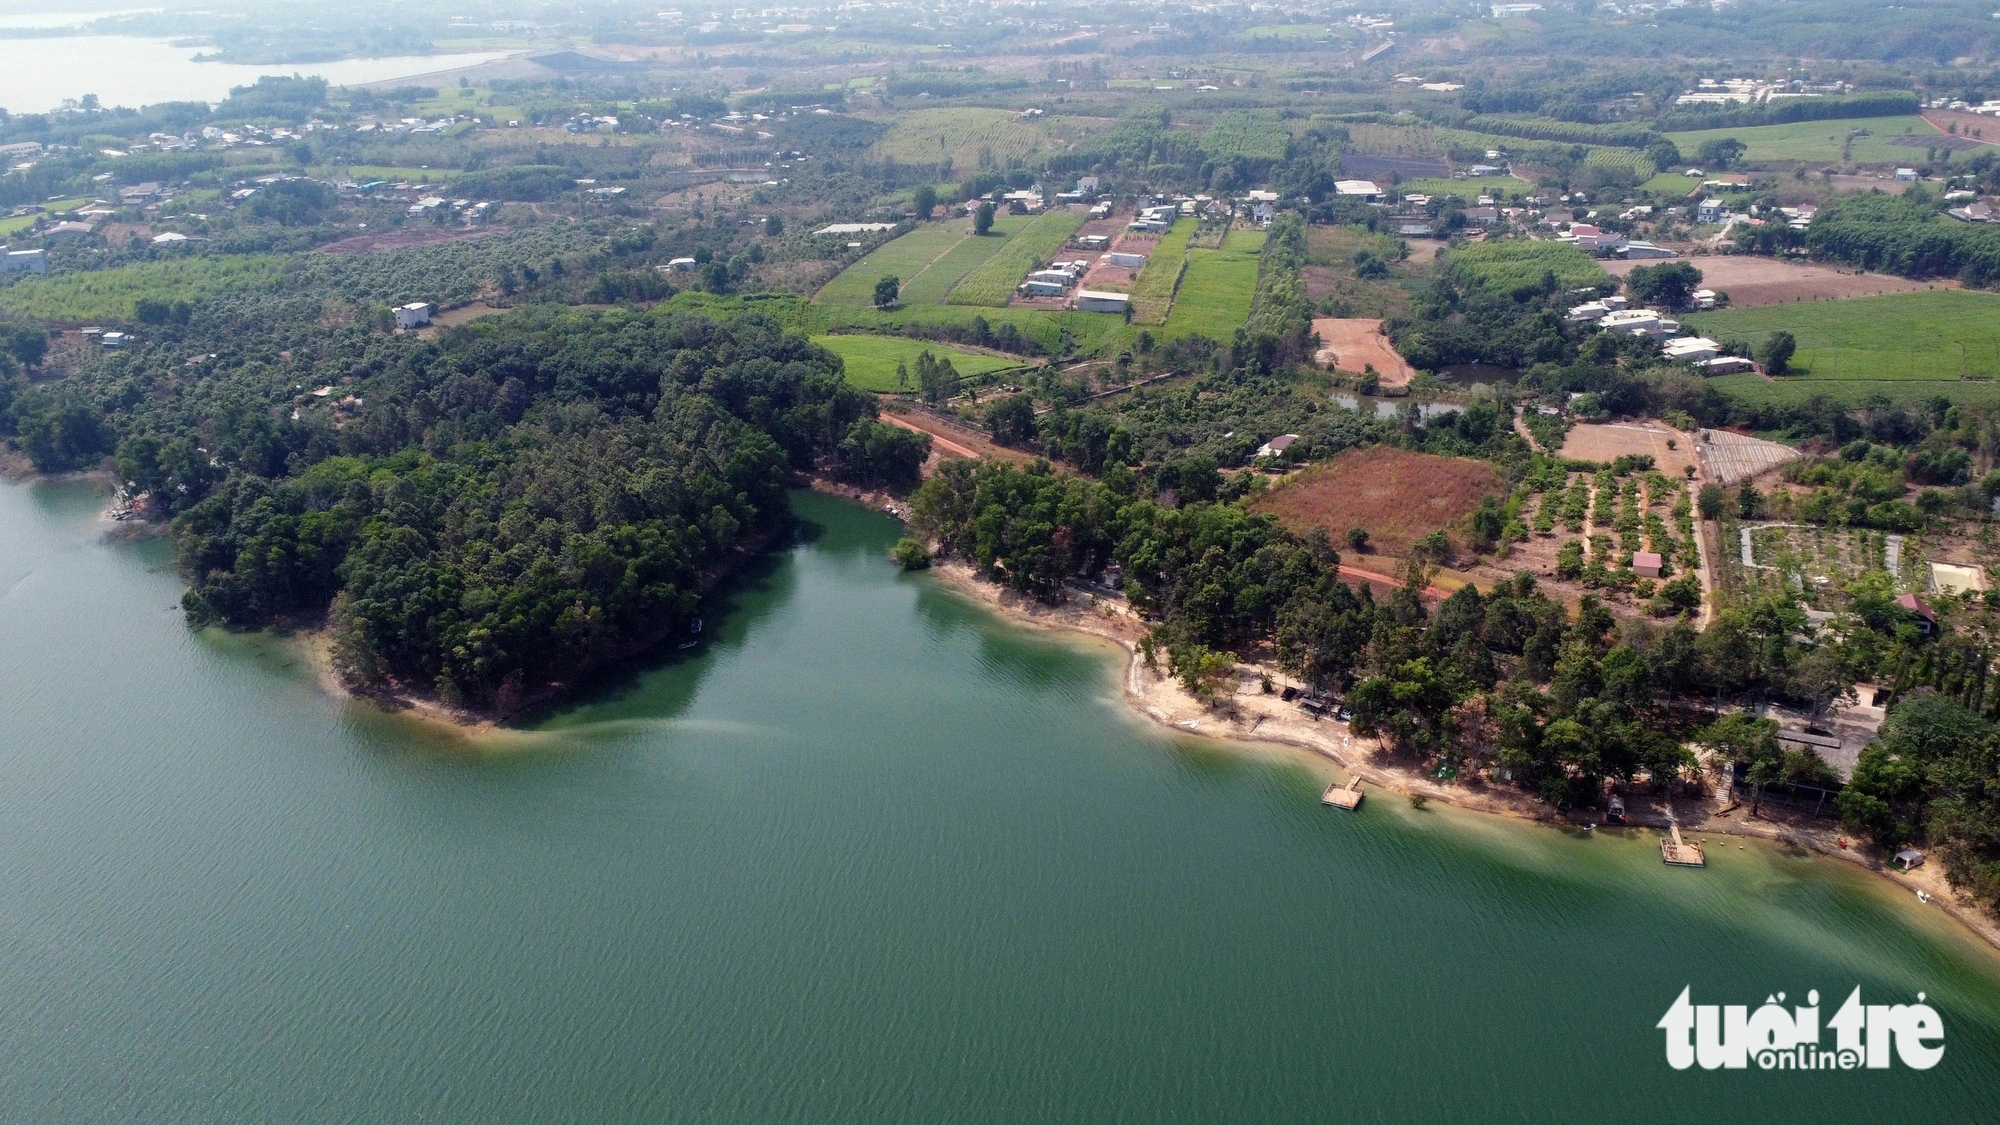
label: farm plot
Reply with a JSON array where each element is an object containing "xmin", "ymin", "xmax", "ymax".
[
  {"xmin": 0, "ymin": 255, "xmax": 284, "ymax": 322},
  {"xmin": 816, "ymin": 223, "xmax": 966, "ymax": 307},
  {"xmin": 1739, "ymin": 523, "xmax": 1905, "ymax": 607},
  {"xmin": 1248, "ymin": 446, "xmax": 1504, "ymax": 556},
  {"xmin": 1601, "ymin": 255, "xmax": 1940, "ymax": 307},
  {"xmin": 1198, "ymin": 111, "xmax": 1290, "ymax": 161},
  {"xmin": 1394, "ymin": 176, "xmax": 1536, "ymax": 201},
  {"xmin": 1447, "ymin": 239, "xmax": 1609, "ymax": 292},
  {"xmin": 1663, "ymin": 115, "xmax": 1936, "ymax": 165},
  {"xmin": 1683, "ymin": 290, "xmax": 2000, "ymax": 382},
  {"xmin": 1560, "ymin": 422, "xmax": 1696, "ymax": 478},
  {"xmin": 811, "ymin": 334, "xmax": 1025, "ymax": 392},
  {"xmin": 946, "ymin": 209, "xmax": 1087, "ymax": 308},
  {"xmin": 1311, "ymin": 318, "xmax": 1417, "ymax": 386},
  {"xmin": 1128, "ymin": 218, "xmax": 1195, "ymax": 324},
  {"xmin": 893, "ymin": 213, "xmax": 1032, "ymax": 305},
  {"xmin": 868, "ymin": 108, "xmax": 1055, "ymax": 172},
  {"xmin": 1163, "ymin": 229, "xmax": 1265, "ymax": 340}
]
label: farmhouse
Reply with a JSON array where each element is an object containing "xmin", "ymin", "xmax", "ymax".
[
  {"xmin": 1334, "ymin": 180, "xmax": 1382, "ymax": 200},
  {"xmin": 1105, "ymin": 251, "xmax": 1147, "ymax": 269},
  {"xmin": 1703, "ymin": 356, "xmax": 1758, "ymax": 375},
  {"xmin": 814, "ymin": 222, "xmax": 897, "ymax": 235},
  {"xmin": 1258, "ymin": 434, "xmax": 1300, "ymax": 458},
  {"xmin": 1662, "ymin": 336, "xmax": 1721, "ymax": 363},
  {"xmin": 1074, "ymin": 289, "xmax": 1130, "ymax": 314},
  {"xmin": 665, "ymin": 257, "xmax": 698, "ymax": 271},
  {"xmin": 1897, "ymin": 594, "xmax": 1939, "ymax": 635},
  {"xmin": 1620, "ymin": 241, "xmax": 1676, "ymax": 260},
  {"xmin": 1631, "ymin": 551, "xmax": 1663, "ymax": 579},
  {"xmin": 1, "ymin": 248, "xmax": 48, "ymax": 274},
  {"xmin": 1075, "ymin": 234, "xmax": 1112, "ymax": 250},
  {"xmin": 393, "ymin": 302, "xmax": 433, "ymax": 329},
  {"xmin": 1020, "ymin": 278, "xmax": 1067, "ymax": 297}
]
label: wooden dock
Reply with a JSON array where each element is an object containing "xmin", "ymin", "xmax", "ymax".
[
  {"xmin": 1322, "ymin": 775, "xmax": 1365, "ymax": 811},
  {"xmin": 1662, "ymin": 824, "xmax": 1705, "ymax": 867}
]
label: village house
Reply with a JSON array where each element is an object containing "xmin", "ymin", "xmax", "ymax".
[
  {"xmin": 1257, "ymin": 434, "xmax": 1300, "ymax": 459},
  {"xmin": 393, "ymin": 302, "xmax": 432, "ymax": 330}
]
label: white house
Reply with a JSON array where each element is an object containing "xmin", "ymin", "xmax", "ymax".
[
  {"xmin": 1696, "ymin": 198, "xmax": 1727, "ymax": 224},
  {"xmin": 1105, "ymin": 251, "xmax": 1146, "ymax": 269},
  {"xmin": 1895, "ymin": 167, "xmax": 1919, "ymax": 182},
  {"xmin": 1, "ymin": 248, "xmax": 48, "ymax": 274},
  {"xmin": 1257, "ymin": 434, "xmax": 1300, "ymax": 458},
  {"xmin": 1020, "ymin": 278, "xmax": 1066, "ymax": 297},
  {"xmin": 1075, "ymin": 289, "xmax": 1130, "ymax": 314},
  {"xmin": 1334, "ymin": 180, "xmax": 1381, "ymax": 200},
  {"xmin": 1662, "ymin": 336, "xmax": 1721, "ymax": 363},
  {"xmin": 666, "ymin": 257, "xmax": 698, "ymax": 271},
  {"xmin": 393, "ymin": 302, "xmax": 432, "ymax": 329}
]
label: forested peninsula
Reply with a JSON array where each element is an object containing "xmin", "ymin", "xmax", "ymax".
[{"xmin": 12, "ymin": 304, "xmax": 928, "ymax": 717}]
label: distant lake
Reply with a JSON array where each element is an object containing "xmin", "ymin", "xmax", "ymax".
[{"xmin": 0, "ymin": 33, "xmax": 517, "ymax": 112}]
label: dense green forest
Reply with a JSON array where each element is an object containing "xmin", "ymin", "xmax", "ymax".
[{"xmin": 4, "ymin": 303, "xmax": 928, "ymax": 713}]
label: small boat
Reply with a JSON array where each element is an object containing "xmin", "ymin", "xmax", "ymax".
[{"xmin": 1917, "ymin": 890, "xmax": 1931, "ymax": 904}]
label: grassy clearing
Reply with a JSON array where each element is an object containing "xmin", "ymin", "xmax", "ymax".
[
  {"xmin": 1707, "ymin": 374, "xmax": 2000, "ymax": 408},
  {"xmin": 1638, "ymin": 171, "xmax": 1704, "ymax": 196},
  {"xmin": 895, "ymin": 213, "xmax": 1031, "ymax": 304},
  {"xmin": 946, "ymin": 209, "xmax": 1087, "ymax": 307},
  {"xmin": 1447, "ymin": 239, "xmax": 1610, "ymax": 291},
  {"xmin": 1130, "ymin": 218, "xmax": 1196, "ymax": 324},
  {"xmin": 1394, "ymin": 175, "xmax": 1536, "ymax": 200},
  {"xmin": 0, "ymin": 255, "xmax": 284, "ymax": 321},
  {"xmin": 868, "ymin": 107, "xmax": 1052, "ymax": 171},
  {"xmin": 815, "ymin": 223, "xmax": 965, "ymax": 307},
  {"xmin": 1684, "ymin": 290, "xmax": 2000, "ymax": 381},
  {"xmin": 811, "ymin": 333, "xmax": 1025, "ymax": 391},
  {"xmin": 1664, "ymin": 115, "xmax": 1936, "ymax": 165},
  {"xmin": 1163, "ymin": 228, "xmax": 1265, "ymax": 340},
  {"xmin": 667, "ymin": 290, "xmax": 1132, "ymax": 361}
]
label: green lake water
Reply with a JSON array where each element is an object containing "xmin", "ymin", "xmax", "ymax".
[{"xmin": 3, "ymin": 480, "xmax": 1999, "ymax": 1123}]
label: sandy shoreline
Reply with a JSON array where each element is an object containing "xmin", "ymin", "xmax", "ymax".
[{"xmin": 919, "ymin": 556, "xmax": 2000, "ymax": 957}]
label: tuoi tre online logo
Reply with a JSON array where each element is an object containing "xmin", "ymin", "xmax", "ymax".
[{"xmin": 1658, "ymin": 986, "xmax": 1944, "ymax": 1071}]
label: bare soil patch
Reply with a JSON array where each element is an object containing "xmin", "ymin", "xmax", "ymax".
[
  {"xmin": 1558, "ymin": 421, "xmax": 1696, "ymax": 476},
  {"xmin": 1601, "ymin": 255, "xmax": 1946, "ymax": 307},
  {"xmin": 1919, "ymin": 110, "xmax": 2000, "ymax": 146},
  {"xmin": 1248, "ymin": 446, "xmax": 1504, "ymax": 555},
  {"xmin": 1310, "ymin": 317, "xmax": 1417, "ymax": 386},
  {"xmin": 316, "ymin": 226, "xmax": 503, "ymax": 254}
]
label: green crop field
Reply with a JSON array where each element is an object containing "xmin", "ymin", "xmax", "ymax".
[
  {"xmin": 869, "ymin": 108, "xmax": 1053, "ymax": 172},
  {"xmin": 1395, "ymin": 176, "xmax": 1536, "ymax": 200},
  {"xmin": 815, "ymin": 223, "xmax": 967, "ymax": 307},
  {"xmin": 1638, "ymin": 171, "xmax": 1704, "ymax": 197},
  {"xmin": 945, "ymin": 209, "xmax": 1087, "ymax": 307},
  {"xmin": 1130, "ymin": 218, "xmax": 1196, "ymax": 324},
  {"xmin": 817, "ymin": 214, "xmax": 1037, "ymax": 307},
  {"xmin": 1163, "ymin": 228, "xmax": 1265, "ymax": 340},
  {"xmin": 1199, "ymin": 111, "xmax": 1290, "ymax": 161},
  {"xmin": 1446, "ymin": 239, "xmax": 1609, "ymax": 292},
  {"xmin": 1685, "ymin": 290, "xmax": 2000, "ymax": 405},
  {"xmin": 1664, "ymin": 115, "xmax": 1937, "ymax": 165},
  {"xmin": 894, "ymin": 213, "xmax": 1031, "ymax": 304},
  {"xmin": 0, "ymin": 255, "xmax": 284, "ymax": 322},
  {"xmin": 810, "ymin": 333, "xmax": 1025, "ymax": 391}
]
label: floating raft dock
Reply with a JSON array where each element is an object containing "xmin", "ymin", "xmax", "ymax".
[
  {"xmin": 1322, "ymin": 776, "xmax": 1364, "ymax": 811},
  {"xmin": 1662, "ymin": 824, "xmax": 1705, "ymax": 867}
]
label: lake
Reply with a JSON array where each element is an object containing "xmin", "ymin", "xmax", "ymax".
[
  {"xmin": 3, "ymin": 479, "xmax": 1999, "ymax": 1122},
  {"xmin": 0, "ymin": 34, "xmax": 516, "ymax": 112}
]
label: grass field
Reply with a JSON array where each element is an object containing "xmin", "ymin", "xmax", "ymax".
[
  {"xmin": 895, "ymin": 213, "xmax": 1031, "ymax": 304},
  {"xmin": 1686, "ymin": 290, "xmax": 2000, "ymax": 407},
  {"xmin": 945, "ymin": 209, "xmax": 1087, "ymax": 307},
  {"xmin": 816, "ymin": 223, "xmax": 967, "ymax": 307},
  {"xmin": 1664, "ymin": 115, "xmax": 1937, "ymax": 165},
  {"xmin": 1130, "ymin": 218, "xmax": 1195, "ymax": 324},
  {"xmin": 1684, "ymin": 290, "xmax": 2000, "ymax": 380},
  {"xmin": 810, "ymin": 333, "xmax": 1025, "ymax": 391},
  {"xmin": 664, "ymin": 292, "xmax": 1132, "ymax": 362},
  {"xmin": 1394, "ymin": 176, "xmax": 1536, "ymax": 201},
  {"xmin": 868, "ymin": 107, "xmax": 1054, "ymax": 172},
  {"xmin": 0, "ymin": 255, "xmax": 284, "ymax": 321},
  {"xmin": 1247, "ymin": 445, "xmax": 1504, "ymax": 556},
  {"xmin": 1163, "ymin": 228, "xmax": 1266, "ymax": 340},
  {"xmin": 1447, "ymin": 239, "xmax": 1609, "ymax": 291},
  {"xmin": 1638, "ymin": 171, "xmax": 1704, "ymax": 196},
  {"xmin": 0, "ymin": 198, "xmax": 89, "ymax": 237}
]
